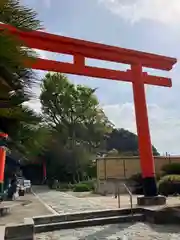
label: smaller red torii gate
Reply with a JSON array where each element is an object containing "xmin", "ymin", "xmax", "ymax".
[{"xmin": 0, "ymin": 24, "xmax": 177, "ymax": 198}]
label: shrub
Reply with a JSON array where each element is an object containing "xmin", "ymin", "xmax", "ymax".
[
  {"xmin": 158, "ymin": 175, "xmax": 180, "ymax": 196},
  {"xmin": 129, "ymin": 173, "xmax": 162, "ymax": 194},
  {"xmin": 80, "ymin": 180, "xmax": 95, "ymax": 191},
  {"xmin": 161, "ymin": 163, "xmax": 180, "ymax": 175},
  {"xmin": 55, "ymin": 180, "xmax": 95, "ymax": 192},
  {"xmin": 73, "ymin": 183, "xmax": 91, "ymax": 192}
]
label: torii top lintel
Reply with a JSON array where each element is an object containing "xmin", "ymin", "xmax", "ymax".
[{"xmin": 0, "ymin": 23, "xmax": 177, "ymax": 87}]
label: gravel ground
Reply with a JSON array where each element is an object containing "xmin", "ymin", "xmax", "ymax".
[{"xmin": 36, "ymin": 222, "xmax": 180, "ymax": 240}]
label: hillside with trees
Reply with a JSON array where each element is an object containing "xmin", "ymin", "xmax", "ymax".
[{"xmin": 106, "ymin": 128, "xmax": 160, "ymax": 156}]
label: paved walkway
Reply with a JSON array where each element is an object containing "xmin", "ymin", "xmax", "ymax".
[
  {"xmin": 36, "ymin": 222, "xmax": 180, "ymax": 240},
  {"xmin": 34, "ymin": 186, "xmax": 180, "ymax": 239},
  {"xmin": 33, "ymin": 186, "xmax": 180, "ymax": 213},
  {"xmin": 33, "ymin": 186, "xmax": 116, "ymax": 214},
  {"xmin": 0, "ymin": 193, "xmax": 52, "ymax": 225}
]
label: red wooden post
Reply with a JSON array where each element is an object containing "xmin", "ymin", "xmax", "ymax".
[
  {"xmin": 132, "ymin": 64, "xmax": 157, "ymax": 196},
  {"xmin": 0, "ymin": 133, "xmax": 8, "ymax": 193}
]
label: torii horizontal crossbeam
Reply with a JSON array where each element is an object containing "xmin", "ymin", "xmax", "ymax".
[
  {"xmin": 0, "ymin": 23, "xmax": 176, "ymax": 88},
  {"xmin": 27, "ymin": 59, "xmax": 172, "ymax": 87}
]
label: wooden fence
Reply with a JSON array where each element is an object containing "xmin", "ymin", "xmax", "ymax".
[{"xmin": 96, "ymin": 155, "xmax": 180, "ymax": 180}]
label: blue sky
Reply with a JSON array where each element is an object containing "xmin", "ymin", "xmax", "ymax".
[{"xmin": 22, "ymin": 0, "xmax": 180, "ymax": 155}]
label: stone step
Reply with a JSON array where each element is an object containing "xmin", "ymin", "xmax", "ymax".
[
  {"xmin": 35, "ymin": 213, "xmax": 144, "ymax": 233},
  {"xmin": 33, "ymin": 207, "xmax": 143, "ymax": 225},
  {"xmin": 172, "ymin": 208, "xmax": 180, "ymax": 216}
]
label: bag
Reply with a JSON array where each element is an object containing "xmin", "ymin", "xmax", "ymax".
[{"xmin": 13, "ymin": 191, "xmax": 19, "ymax": 200}]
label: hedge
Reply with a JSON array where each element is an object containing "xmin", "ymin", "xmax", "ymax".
[
  {"xmin": 73, "ymin": 183, "xmax": 91, "ymax": 192},
  {"xmin": 158, "ymin": 175, "xmax": 180, "ymax": 196},
  {"xmin": 161, "ymin": 163, "xmax": 180, "ymax": 175}
]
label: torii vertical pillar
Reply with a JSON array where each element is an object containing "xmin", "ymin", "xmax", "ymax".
[{"xmin": 132, "ymin": 64, "xmax": 157, "ymax": 197}]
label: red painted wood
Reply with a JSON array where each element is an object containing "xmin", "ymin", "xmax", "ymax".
[{"xmin": 132, "ymin": 64, "xmax": 155, "ymax": 177}]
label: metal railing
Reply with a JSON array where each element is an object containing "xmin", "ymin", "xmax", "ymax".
[{"xmin": 116, "ymin": 183, "xmax": 133, "ymax": 216}]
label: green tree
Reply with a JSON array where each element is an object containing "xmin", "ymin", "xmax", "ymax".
[
  {"xmin": 40, "ymin": 73, "xmax": 111, "ymax": 182},
  {"xmin": 0, "ymin": 1, "xmax": 51, "ymax": 163},
  {"xmin": 106, "ymin": 128, "xmax": 160, "ymax": 156},
  {"xmin": 0, "ymin": 0, "xmax": 46, "ymax": 150},
  {"xmin": 0, "ymin": 0, "xmax": 41, "ymax": 103},
  {"xmin": 40, "ymin": 73, "xmax": 110, "ymax": 150},
  {"xmin": 0, "ymin": 0, "xmax": 42, "ymax": 134},
  {"xmin": 0, "ymin": 0, "xmax": 41, "ymax": 30}
]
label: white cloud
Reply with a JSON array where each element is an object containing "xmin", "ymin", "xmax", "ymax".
[
  {"xmin": 103, "ymin": 103, "xmax": 180, "ymax": 155},
  {"xmin": 100, "ymin": 0, "xmax": 180, "ymax": 24}
]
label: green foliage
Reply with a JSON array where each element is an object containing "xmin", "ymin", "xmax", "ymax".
[
  {"xmin": 161, "ymin": 163, "xmax": 180, "ymax": 175},
  {"xmin": 56, "ymin": 181, "xmax": 95, "ymax": 192},
  {"xmin": 0, "ymin": 0, "xmax": 48, "ymax": 161},
  {"xmin": 80, "ymin": 180, "xmax": 95, "ymax": 191},
  {"xmin": 0, "ymin": 0, "xmax": 41, "ymax": 102},
  {"xmin": 40, "ymin": 72, "xmax": 111, "ymax": 150},
  {"xmin": 73, "ymin": 183, "xmax": 91, "ymax": 192},
  {"xmin": 0, "ymin": 0, "xmax": 41, "ymax": 30},
  {"xmin": 158, "ymin": 175, "xmax": 180, "ymax": 196},
  {"xmin": 129, "ymin": 173, "xmax": 161, "ymax": 194},
  {"xmin": 86, "ymin": 163, "xmax": 97, "ymax": 179},
  {"xmin": 48, "ymin": 180, "xmax": 95, "ymax": 193},
  {"xmin": 39, "ymin": 72, "xmax": 111, "ymax": 183}
]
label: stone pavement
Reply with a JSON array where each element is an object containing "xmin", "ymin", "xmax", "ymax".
[
  {"xmin": 33, "ymin": 186, "xmax": 118, "ymax": 214},
  {"xmin": 36, "ymin": 223, "xmax": 180, "ymax": 240},
  {"xmin": 33, "ymin": 186, "xmax": 180, "ymax": 213},
  {"xmin": 34, "ymin": 186, "xmax": 180, "ymax": 239},
  {"xmin": 0, "ymin": 193, "xmax": 52, "ymax": 225}
]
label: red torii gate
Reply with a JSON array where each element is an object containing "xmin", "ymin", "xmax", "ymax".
[{"xmin": 0, "ymin": 24, "xmax": 177, "ymax": 199}]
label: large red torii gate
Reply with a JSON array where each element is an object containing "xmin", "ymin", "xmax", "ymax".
[{"xmin": 0, "ymin": 24, "xmax": 177, "ymax": 198}]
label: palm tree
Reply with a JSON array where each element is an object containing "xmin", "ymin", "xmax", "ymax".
[
  {"xmin": 0, "ymin": 0, "xmax": 42, "ymax": 104},
  {"xmin": 0, "ymin": 0, "xmax": 41, "ymax": 133},
  {"xmin": 0, "ymin": 1, "xmax": 51, "ymax": 159}
]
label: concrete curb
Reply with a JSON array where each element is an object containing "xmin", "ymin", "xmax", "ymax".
[
  {"xmin": 5, "ymin": 218, "xmax": 34, "ymax": 240},
  {"xmin": 35, "ymin": 214, "xmax": 144, "ymax": 233},
  {"xmin": 33, "ymin": 207, "xmax": 143, "ymax": 225},
  {"xmin": 0, "ymin": 226, "xmax": 5, "ymax": 239},
  {"xmin": 31, "ymin": 189, "xmax": 59, "ymax": 216}
]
